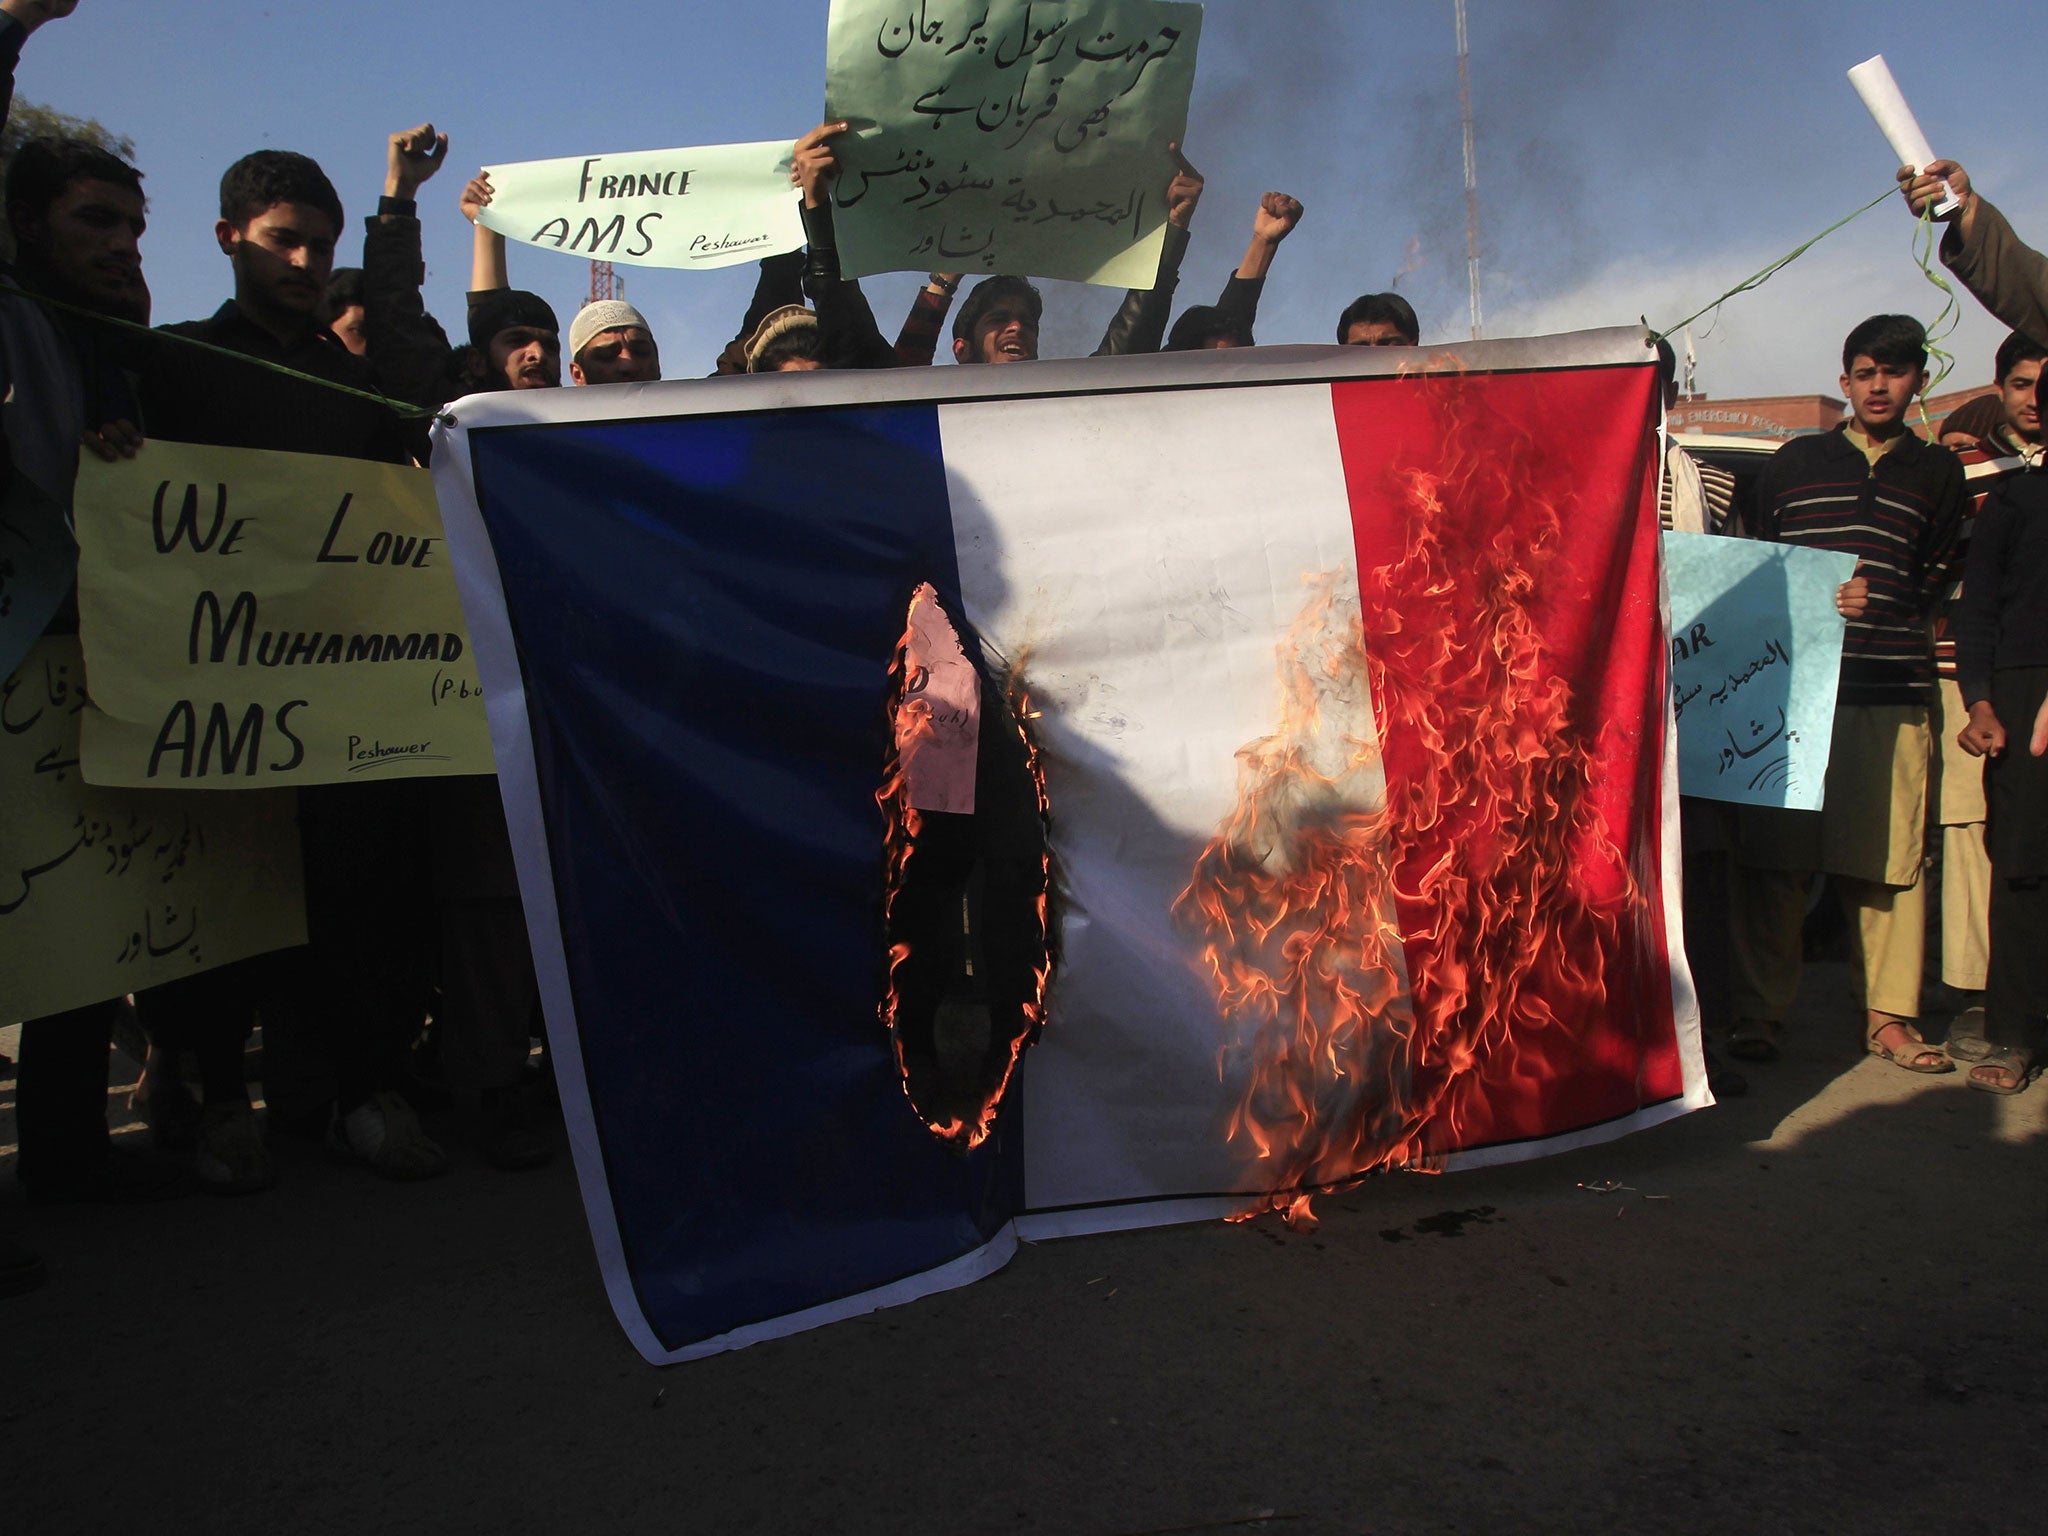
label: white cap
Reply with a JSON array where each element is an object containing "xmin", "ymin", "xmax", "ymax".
[{"xmin": 569, "ymin": 299, "xmax": 653, "ymax": 359}]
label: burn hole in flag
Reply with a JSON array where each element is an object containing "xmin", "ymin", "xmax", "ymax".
[{"xmin": 879, "ymin": 583, "xmax": 1054, "ymax": 1149}]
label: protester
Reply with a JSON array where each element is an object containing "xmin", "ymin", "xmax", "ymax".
[
  {"xmin": 1726, "ymin": 315, "xmax": 1964, "ymax": 1073},
  {"xmin": 0, "ymin": 0, "xmax": 70, "ymax": 129},
  {"xmin": 949, "ymin": 142, "xmax": 1205, "ymax": 364},
  {"xmin": 568, "ymin": 297, "xmax": 659, "ymax": 384},
  {"xmin": 1655, "ymin": 338, "xmax": 1735, "ymax": 535},
  {"xmin": 1952, "ymin": 429, "xmax": 2048, "ymax": 1094},
  {"xmin": 142, "ymin": 148, "xmax": 448, "ymax": 1179},
  {"xmin": 320, "ymin": 266, "xmax": 366, "ymax": 355},
  {"xmin": 1939, "ymin": 390, "xmax": 2005, "ymax": 449},
  {"xmin": 467, "ymin": 286, "xmax": 560, "ymax": 390},
  {"xmin": 1336, "ymin": 291, "xmax": 1420, "ymax": 347},
  {"xmin": 711, "ymin": 251, "xmax": 804, "ymax": 375},
  {"xmin": 2, "ymin": 0, "xmax": 183, "ymax": 1215},
  {"xmin": 789, "ymin": 122, "xmax": 901, "ymax": 370},
  {"xmin": 357, "ymin": 147, "xmax": 556, "ymax": 1167},
  {"xmin": 1898, "ymin": 160, "xmax": 2048, "ymax": 344},
  {"xmin": 1086, "ymin": 143, "xmax": 1206, "ymax": 358},
  {"xmin": 952, "ymin": 273, "xmax": 1043, "ymax": 366},
  {"xmin": 778, "ymin": 123, "xmax": 1208, "ymax": 369},
  {"xmin": 744, "ymin": 302, "xmax": 823, "ymax": 371},
  {"xmin": 1654, "ymin": 339, "xmax": 1745, "ymax": 1100},
  {"xmin": 763, "ymin": 124, "xmax": 963, "ymax": 369},
  {"xmin": 1164, "ymin": 191, "xmax": 1304, "ymax": 352},
  {"xmin": 456, "ymin": 171, "xmax": 562, "ymax": 391},
  {"xmin": 1935, "ymin": 334, "xmax": 2043, "ymax": 1057},
  {"xmin": 361, "ymin": 123, "xmax": 459, "ymax": 413},
  {"xmin": 892, "ymin": 271, "xmax": 962, "ymax": 365},
  {"xmin": 784, "ymin": 122, "xmax": 979, "ymax": 371}
]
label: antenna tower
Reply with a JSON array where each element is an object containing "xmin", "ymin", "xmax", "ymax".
[
  {"xmin": 588, "ymin": 260, "xmax": 617, "ymax": 305},
  {"xmin": 1454, "ymin": 0, "xmax": 1483, "ymax": 340}
]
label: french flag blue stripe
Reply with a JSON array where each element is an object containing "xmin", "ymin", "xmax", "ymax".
[{"xmin": 469, "ymin": 403, "xmax": 1016, "ymax": 1353}]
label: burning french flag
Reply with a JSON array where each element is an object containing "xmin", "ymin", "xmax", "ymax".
[{"xmin": 432, "ymin": 327, "xmax": 1703, "ymax": 1364}]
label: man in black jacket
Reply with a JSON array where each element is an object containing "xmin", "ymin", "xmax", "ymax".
[
  {"xmin": 3, "ymin": 0, "xmax": 183, "ymax": 1224},
  {"xmin": 1164, "ymin": 191, "xmax": 1304, "ymax": 352},
  {"xmin": 1952, "ymin": 459, "xmax": 2048, "ymax": 1093},
  {"xmin": 140, "ymin": 149, "xmax": 449, "ymax": 1182}
]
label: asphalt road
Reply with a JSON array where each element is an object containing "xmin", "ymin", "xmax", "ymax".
[{"xmin": 3, "ymin": 957, "xmax": 2043, "ymax": 1536}]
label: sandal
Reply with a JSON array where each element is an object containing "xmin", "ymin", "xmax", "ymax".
[
  {"xmin": 1727, "ymin": 1019, "xmax": 1780, "ymax": 1063},
  {"xmin": 1866, "ymin": 1020, "xmax": 1952, "ymax": 1074},
  {"xmin": 1966, "ymin": 1047, "xmax": 2034, "ymax": 1096},
  {"xmin": 1945, "ymin": 1007, "xmax": 1993, "ymax": 1063}
]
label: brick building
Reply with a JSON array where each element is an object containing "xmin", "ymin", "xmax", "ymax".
[{"xmin": 1669, "ymin": 383, "xmax": 1996, "ymax": 440}]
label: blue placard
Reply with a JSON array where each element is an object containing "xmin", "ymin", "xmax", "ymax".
[{"xmin": 1664, "ymin": 533, "xmax": 1858, "ymax": 810}]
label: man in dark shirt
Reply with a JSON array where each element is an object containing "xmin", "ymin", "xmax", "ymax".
[
  {"xmin": 3, "ymin": 1, "xmax": 187, "ymax": 1225},
  {"xmin": 1727, "ymin": 314, "xmax": 1964, "ymax": 1074},
  {"xmin": 1931, "ymin": 334, "xmax": 2042, "ymax": 1055},
  {"xmin": 1336, "ymin": 291, "xmax": 1420, "ymax": 348},
  {"xmin": 1164, "ymin": 191, "xmax": 1305, "ymax": 352},
  {"xmin": 1952, "ymin": 452, "xmax": 2048, "ymax": 1092},
  {"xmin": 140, "ymin": 149, "xmax": 447, "ymax": 1181},
  {"xmin": 142, "ymin": 152, "xmax": 415, "ymax": 463}
]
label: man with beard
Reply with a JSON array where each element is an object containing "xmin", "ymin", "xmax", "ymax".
[
  {"xmin": 567, "ymin": 298, "xmax": 659, "ymax": 386},
  {"xmin": 452, "ymin": 169, "xmax": 564, "ymax": 393},
  {"xmin": 466, "ymin": 287, "xmax": 560, "ymax": 391},
  {"xmin": 2, "ymin": 0, "xmax": 179, "ymax": 1230}
]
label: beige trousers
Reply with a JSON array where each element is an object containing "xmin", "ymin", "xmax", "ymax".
[
  {"xmin": 1728, "ymin": 702, "xmax": 1932, "ymax": 1025},
  {"xmin": 1941, "ymin": 822, "xmax": 1991, "ymax": 991},
  {"xmin": 1729, "ymin": 866, "xmax": 1926, "ymax": 1022},
  {"xmin": 1934, "ymin": 679, "xmax": 1990, "ymax": 990}
]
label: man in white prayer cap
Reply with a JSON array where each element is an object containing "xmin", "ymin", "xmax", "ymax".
[{"xmin": 567, "ymin": 298, "xmax": 660, "ymax": 385}]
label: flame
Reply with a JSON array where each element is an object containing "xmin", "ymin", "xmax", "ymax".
[
  {"xmin": 878, "ymin": 585, "xmax": 1054, "ymax": 1150},
  {"xmin": 1176, "ymin": 381, "xmax": 1638, "ymax": 1226}
]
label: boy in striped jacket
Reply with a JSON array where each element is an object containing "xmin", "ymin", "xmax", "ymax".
[{"xmin": 1727, "ymin": 315, "xmax": 1965, "ymax": 1073}]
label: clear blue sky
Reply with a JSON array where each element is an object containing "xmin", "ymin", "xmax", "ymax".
[{"xmin": 14, "ymin": 1, "xmax": 2042, "ymax": 397}]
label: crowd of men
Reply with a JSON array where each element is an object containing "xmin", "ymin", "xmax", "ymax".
[
  {"xmin": 0, "ymin": 5, "xmax": 1400, "ymax": 1297},
  {"xmin": 3, "ymin": 0, "xmax": 2046, "ymax": 1299},
  {"xmin": 1660, "ymin": 159, "xmax": 2045, "ymax": 1113}
]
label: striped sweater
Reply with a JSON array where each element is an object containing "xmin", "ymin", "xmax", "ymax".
[{"xmin": 1752, "ymin": 424, "xmax": 1965, "ymax": 705}]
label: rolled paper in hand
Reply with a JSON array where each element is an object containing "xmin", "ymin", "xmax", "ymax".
[{"xmin": 1847, "ymin": 55, "xmax": 1960, "ymax": 215}]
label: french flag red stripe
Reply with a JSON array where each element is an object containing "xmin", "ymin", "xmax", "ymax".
[{"xmin": 1331, "ymin": 366, "xmax": 1682, "ymax": 1155}]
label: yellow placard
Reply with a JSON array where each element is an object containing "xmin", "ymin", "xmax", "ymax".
[
  {"xmin": 73, "ymin": 441, "xmax": 494, "ymax": 788},
  {"xmin": 1, "ymin": 636, "xmax": 307, "ymax": 1020}
]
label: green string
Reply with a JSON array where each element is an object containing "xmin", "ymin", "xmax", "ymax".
[
  {"xmin": 1652, "ymin": 186, "xmax": 1896, "ymax": 343},
  {"xmin": 1908, "ymin": 199, "xmax": 1961, "ymax": 433},
  {"xmin": 0, "ymin": 279, "xmax": 441, "ymax": 421}
]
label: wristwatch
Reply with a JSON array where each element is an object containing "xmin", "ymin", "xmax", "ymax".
[{"xmin": 926, "ymin": 273, "xmax": 960, "ymax": 295}]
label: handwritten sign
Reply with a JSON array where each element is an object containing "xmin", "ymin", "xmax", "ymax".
[
  {"xmin": 477, "ymin": 140, "xmax": 807, "ymax": 271},
  {"xmin": 72, "ymin": 442, "xmax": 495, "ymax": 789},
  {"xmin": 1, "ymin": 636, "xmax": 306, "ymax": 1020},
  {"xmin": 825, "ymin": 0, "xmax": 1204, "ymax": 287},
  {"xmin": 1663, "ymin": 533, "xmax": 1857, "ymax": 810},
  {"xmin": 0, "ymin": 473, "xmax": 77, "ymax": 680}
]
